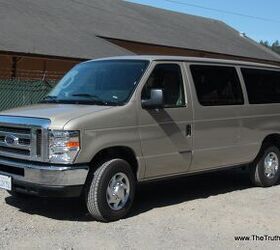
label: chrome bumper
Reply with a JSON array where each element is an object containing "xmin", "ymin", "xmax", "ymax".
[{"xmin": 0, "ymin": 157, "xmax": 89, "ymax": 186}]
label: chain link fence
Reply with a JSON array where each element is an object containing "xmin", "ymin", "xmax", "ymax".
[
  {"xmin": 0, "ymin": 79, "xmax": 58, "ymax": 111},
  {"xmin": 0, "ymin": 69, "xmax": 63, "ymax": 111}
]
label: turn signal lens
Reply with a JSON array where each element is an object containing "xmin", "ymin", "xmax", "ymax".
[{"xmin": 66, "ymin": 141, "xmax": 80, "ymax": 148}]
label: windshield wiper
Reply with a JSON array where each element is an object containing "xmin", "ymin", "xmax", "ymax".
[
  {"xmin": 44, "ymin": 95, "xmax": 58, "ymax": 100},
  {"xmin": 71, "ymin": 93, "xmax": 119, "ymax": 106},
  {"xmin": 40, "ymin": 95, "xmax": 59, "ymax": 103},
  {"xmin": 72, "ymin": 93, "xmax": 100, "ymax": 98}
]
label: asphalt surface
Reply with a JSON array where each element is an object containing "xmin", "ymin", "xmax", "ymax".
[{"xmin": 0, "ymin": 168, "xmax": 279, "ymax": 250}]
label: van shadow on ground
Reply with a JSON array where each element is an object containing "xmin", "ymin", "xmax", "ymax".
[{"xmin": 5, "ymin": 168, "xmax": 253, "ymax": 222}]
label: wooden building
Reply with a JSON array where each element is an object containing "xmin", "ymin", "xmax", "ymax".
[{"xmin": 1, "ymin": 0, "xmax": 280, "ymax": 81}]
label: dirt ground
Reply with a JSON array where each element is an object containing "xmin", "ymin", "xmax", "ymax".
[{"xmin": 0, "ymin": 168, "xmax": 279, "ymax": 250}]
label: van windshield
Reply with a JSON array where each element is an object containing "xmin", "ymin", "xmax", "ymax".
[{"xmin": 42, "ymin": 60, "xmax": 149, "ymax": 106}]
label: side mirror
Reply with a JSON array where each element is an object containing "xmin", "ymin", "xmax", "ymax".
[{"xmin": 142, "ymin": 89, "xmax": 164, "ymax": 109}]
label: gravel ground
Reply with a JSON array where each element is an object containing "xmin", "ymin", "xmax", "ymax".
[{"xmin": 0, "ymin": 168, "xmax": 279, "ymax": 250}]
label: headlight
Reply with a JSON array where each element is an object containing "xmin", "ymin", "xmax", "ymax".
[{"xmin": 49, "ymin": 130, "xmax": 80, "ymax": 164}]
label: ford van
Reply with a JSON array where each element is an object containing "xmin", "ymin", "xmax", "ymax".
[{"xmin": 0, "ymin": 56, "xmax": 279, "ymax": 222}]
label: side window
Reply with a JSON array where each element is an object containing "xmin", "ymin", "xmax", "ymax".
[
  {"xmin": 241, "ymin": 68, "xmax": 280, "ymax": 104},
  {"xmin": 142, "ymin": 64, "xmax": 185, "ymax": 108},
  {"xmin": 190, "ymin": 65, "xmax": 244, "ymax": 106}
]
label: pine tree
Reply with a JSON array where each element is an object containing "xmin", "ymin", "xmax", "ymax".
[{"xmin": 260, "ymin": 40, "xmax": 280, "ymax": 55}]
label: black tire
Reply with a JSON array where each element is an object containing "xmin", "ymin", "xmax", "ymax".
[
  {"xmin": 85, "ymin": 158, "xmax": 136, "ymax": 222},
  {"xmin": 250, "ymin": 145, "xmax": 280, "ymax": 187}
]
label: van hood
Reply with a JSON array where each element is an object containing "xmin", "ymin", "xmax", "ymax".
[{"xmin": 0, "ymin": 104, "xmax": 113, "ymax": 129}]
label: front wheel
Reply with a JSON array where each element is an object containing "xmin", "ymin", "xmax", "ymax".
[
  {"xmin": 85, "ymin": 159, "xmax": 136, "ymax": 222},
  {"xmin": 250, "ymin": 145, "xmax": 280, "ymax": 187}
]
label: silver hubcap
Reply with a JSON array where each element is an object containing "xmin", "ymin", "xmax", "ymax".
[
  {"xmin": 264, "ymin": 152, "xmax": 279, "ymax": 179},
  {"xmin": 106, "ymin": 172, "xmax": 130, "ymax": 211}
]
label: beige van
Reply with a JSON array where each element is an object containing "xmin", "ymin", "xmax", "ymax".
[{"xmin": 0, "ymin": 56, "xmax": 280, "ymax": 222}]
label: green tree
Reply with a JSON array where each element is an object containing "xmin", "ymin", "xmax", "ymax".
[
  {"xmin": 260, "ymin": 40, "xmax": 280, "ymax": 55},
  {"xmin": 272, "ymin": 40, "xmax": 280, "ymax": 54},
  {"xmin": 260, "ymin": 40, "xmax": 269, "ymax": 48}
]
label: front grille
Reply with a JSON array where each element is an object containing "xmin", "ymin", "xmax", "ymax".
[
  {"xmin": 0, "ymin": 126, "xmax": 30, "ymax": 134},
  {"xmin": 18, "ymin": 138, "xmax": 31, "ymax": 145},
  {"xmin": 0, "ymin": 125, "xmax": 32, "ymax": 155},
  {"xmin": 36, "ymin": 130, "xmax": 42, "ymax": 157},
  {"xmin": 0, "ymin": 125, "xmax": 44, "ymax": 160},
  {"xmin": 0, "ymin": 146, "xmax": 30, "ymax": 155},
  {"xmin": 0, "ymin": 116, "xmax": 50, "ymax": 162}
]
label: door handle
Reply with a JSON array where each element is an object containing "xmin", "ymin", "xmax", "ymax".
[{"xmin": 186, "ymin": 124, "xmax": 192, "ymax": 137}]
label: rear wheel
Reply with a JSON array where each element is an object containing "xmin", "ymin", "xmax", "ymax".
[
  {"xmin": 85, "ymin": 158, "xmax": 136, "ymax": 222},
  {"xmin": 250, "ymin": 145, "xmax": 280, "ymax": 187}
]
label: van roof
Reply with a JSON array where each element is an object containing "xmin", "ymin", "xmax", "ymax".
[{"xmin": 87, "ymin": 55, "xmax": 280, "ymax": 70}]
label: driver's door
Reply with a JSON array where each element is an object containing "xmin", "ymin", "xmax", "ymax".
[{"xmin": 137, "ymin": 62, "xmax": 193, "ymax": 179}]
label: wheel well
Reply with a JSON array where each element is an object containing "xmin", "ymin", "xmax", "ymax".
[
  {"xmin": 262, "ymin": 134, "xmax": 280, "ymax": 149},
  {"xmin": 90, "ymin": 146, "xmax": 138, "ymax": 177}
]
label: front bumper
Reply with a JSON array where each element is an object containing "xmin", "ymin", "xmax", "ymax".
[{"xmin": 0, "ymin": 156, "xmax": 89, "ymax": 197}]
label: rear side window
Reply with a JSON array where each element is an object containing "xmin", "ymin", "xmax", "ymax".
[
  {"xmin": 190, "ymin": 65, "xmax": 244, "ymax": 106},
  {"xmin": 241, "ymin": 68, "xmax": 280, "ymax": 104}
]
